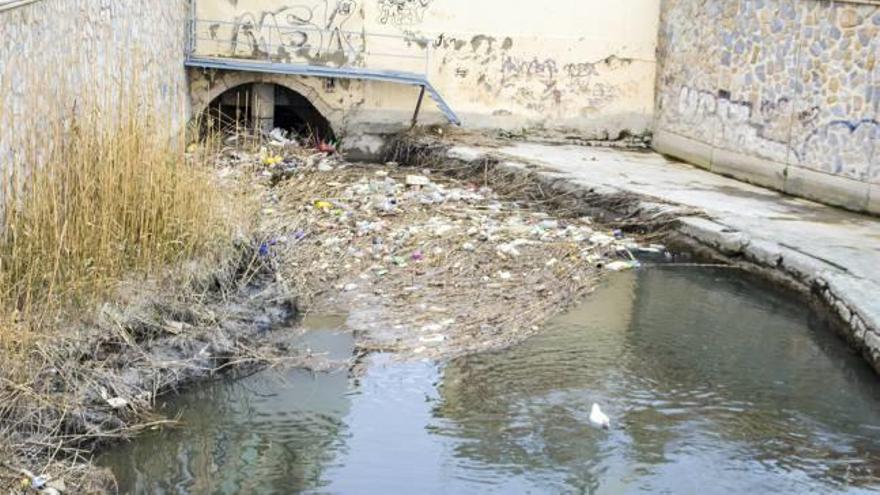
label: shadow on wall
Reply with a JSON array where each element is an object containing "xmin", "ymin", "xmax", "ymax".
[{"xmin": 201, "ymin": 83, "xmax": 335, "ymax": 142}]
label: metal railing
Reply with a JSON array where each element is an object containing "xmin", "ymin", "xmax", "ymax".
[
  {"xmin": 184, "ymin": 7, "xmax": 461, "ymax": 126},
  {"xmin": 186, "ymin": 17, "xmax": 432, "ymax": 77}
]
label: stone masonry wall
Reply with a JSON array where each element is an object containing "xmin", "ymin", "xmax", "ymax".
[
  {"xmin": 0, "ymin": 0, "xmax": 190, "ymax": 176},
  {"xmin": 654, "ymin": 0, "xmax": 880, "ymax": 214}
]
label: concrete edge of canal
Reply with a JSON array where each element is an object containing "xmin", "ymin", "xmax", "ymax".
[{"xmin": 383, "ymin": 137, "xmax": 880, "ymax": 375}]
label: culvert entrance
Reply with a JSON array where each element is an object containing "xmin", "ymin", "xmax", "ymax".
[{"xmin": 201, "ymin": 82, "xmax": 334, "ymax": 143}]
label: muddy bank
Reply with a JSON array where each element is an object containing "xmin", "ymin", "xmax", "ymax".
[{"xmin": 0, "ymin": 247, "xmax": 322, "ymax": 493}]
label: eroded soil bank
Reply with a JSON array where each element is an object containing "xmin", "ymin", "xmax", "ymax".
[{"xmin": 0, "ymin": 249, "xmax": 316, "ymax": 493}]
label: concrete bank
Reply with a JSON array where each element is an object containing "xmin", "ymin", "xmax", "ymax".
[{"xmin": 388, "ymin": 138, "xmax": 880, "ymax": 374}]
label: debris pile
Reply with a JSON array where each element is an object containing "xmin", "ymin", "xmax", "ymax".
[
  {"xmin": 0, "ymin": 133, "xmax": 664, "ymax": 493},
  {"xmin": 245, "ymin": 148, "xmax": 659, "ymax": 357}
]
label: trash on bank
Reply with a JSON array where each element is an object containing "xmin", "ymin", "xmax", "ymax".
[
  {"xmin": 261, "ymin": 152, "xmax": 284, "ymax": 167},
  {"xmin": 605, "ymin": 260, "xmax": 641, "ymax": 272},
  {"xmin": 227, "ymin": 143, "xmax": 660, "ymax": 356},
  {"xmin": 99, "ymin": 387, "xmax": 129, "ymax": 409},
  {"xmin": 405, "ymin": 174, "xmax": 431, "ymax": 187},
  {"xmin": 316, "ymin": 140, "xmax": 337, "ymax": 154},
  {"xmin": 419, "ymin": 335, "xmax": 446, "ymax": 344},
  {"xmin": 268, "ymin": 128, "xmax": 292, "ymax": 146},
  {"xmin": 14, "ymin": 467, "xmax": 65, "ymax": 494}
]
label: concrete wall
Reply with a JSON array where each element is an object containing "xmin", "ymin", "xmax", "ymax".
[
  {"xmin": 653, "ymin": 0, "xmax": 880, "ymax": 214},
  {"xmin": 0, "ymin": 0, "xmax": 190, "ymax": 175},
  {"xmin": 189, "ymin": 0, "xmax": 660, "ymax": 140}
]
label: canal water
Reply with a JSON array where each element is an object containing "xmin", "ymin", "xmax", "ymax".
[{"xmin": 100, "ymin": 266, "xmax": 880, "ymax": 494}]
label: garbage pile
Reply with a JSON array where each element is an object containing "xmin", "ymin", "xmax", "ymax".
[{"xmin": 233, "ymin": 142, "xmax": 661, "ymax": 358}]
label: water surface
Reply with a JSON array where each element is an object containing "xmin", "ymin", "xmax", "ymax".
[{"xmin": 101, "ymin": 266, "xmax": 880, "ymax": 494}]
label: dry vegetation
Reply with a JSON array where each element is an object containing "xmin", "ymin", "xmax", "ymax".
[
  {"xmin": 0, "ymin": 88, "xmax": 260, "ymax": 490},
  {"xmin": 0, "ymin": 101, "xmax": 239, "ymax": 334},
  {"xmin": 0, "ymin": 108, "xmax": 654, "ymax": 490}
]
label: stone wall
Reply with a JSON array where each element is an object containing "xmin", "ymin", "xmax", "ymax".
[
  {"xmin": 189, "ymin": 0, "xmax": 660, "ymax": 140},
  {"xmin": 654, "ymin": 0, "xmax": 880, "ymax": 214},
  {"xmin": 0, "ymin": 0, "xmax": 190, "ymax": 175}
]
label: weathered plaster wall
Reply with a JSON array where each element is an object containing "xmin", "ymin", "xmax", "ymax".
[
  {"xmin": 0, "ymin": 0, "xmax": 189, "ymax": 174},
  {"xmin": 654, "ymin": 0, "xmax": 880, "ymax": 214},
  {"xmin": 190, "ymin": 0, "xmax": 659, "ymax": 139}
]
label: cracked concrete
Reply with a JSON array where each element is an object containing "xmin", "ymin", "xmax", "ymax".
[{"xmin": 438, "ymin": 141, "xmax": 880, "ymax": 373}]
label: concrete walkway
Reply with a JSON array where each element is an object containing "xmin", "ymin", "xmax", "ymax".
[{"xmin": 445, "ymin": 142, "xmax": 880, "ymax": 372}]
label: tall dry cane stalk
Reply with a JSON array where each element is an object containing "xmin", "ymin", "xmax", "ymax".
[{"xmin": 0, "ymin": 66, "xmax": 230, "ymax": 342}]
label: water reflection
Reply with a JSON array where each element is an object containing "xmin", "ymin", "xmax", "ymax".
[
  {"xmin": 101, "ymin": 268, "xmax": 880, "ymax": 494},
  {"xmin": 437, "ymin": 267, "xmax": 880, "ymax": 493},
  {"xmin": 623, "ymin": 268, "xmax": 880, "ymax": 487},
  {"xmin": 100, "ymin": 319, "xmax": 355, "ymax": 494}
]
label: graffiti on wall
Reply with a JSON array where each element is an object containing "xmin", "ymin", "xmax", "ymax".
[
  {"xmin": 668, "ymin": 85, "xmax": 878, "ymax": 177},
  {"xmin": 212, "ymin": 1, "xmax": 363, "ymax": 65},
  {"xmin": 377, "ymin": 0, "xmax": 433, "ymax": 26},
  {"xmin": 672, "ymin": 85, "xmax": 799, "ymax": 162},
  {"xmin": 416, "ymin": 31, "xmax": 630, "ymax": 116},
  {"xmin": 498, "ymin": 54, "xmax": 627, "ymax": 112},
  {"xmin": 656, "ymin": 0, "xmax": 879, "ymax": 181}
]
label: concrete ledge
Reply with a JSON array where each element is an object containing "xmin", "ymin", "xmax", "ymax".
[
  {"xmin": 448, "ymin": 146, "xmax": 489, "ymax": 162},
  {"xmin": 653, "ymin": 129, "xmax": 713, "ymax": 169},
  {"xmin": 868, "ymin": 185, "xmax": 880, "ymax": 214},
  {"xmin": 746, "ymin": 239, "xmax": 783, "ymax": 267},
  {"xmin": 784, "ymin": 165, "xmax": 871, "ymax": 213},
  {"xmin": 0, "ymin": 0, "xmax": 44, "ymax": 14},
  {"xmin": 652, "ymin": 128, "xmax": 878, "ymax": 216},
  {"xmin": 400, "ymin": 141, "xmax": 880, "ymax": 375},
  {"xmin": 711, "ymin": 147, "xmax": 787, "ymax": 191},
  {"xmin": 678, "ymin": 217, "xmax": 750, "ymax": 255},
  {"xmin": 822, "ymin": 273, "xmax": 880, "ymax": 365},
  {"xmin": 342, "ymin": 133, "xmax": 388, "ymax": 161}
]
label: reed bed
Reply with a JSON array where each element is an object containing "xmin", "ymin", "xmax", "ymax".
[
  {"xmin": 0, "ymin": 49, "xmax": 264, "ymax": 491},
  {"xmin": 0, "ymin": 100, "xmax": 234, "ymax": 347},
  {"xmin": 0, "ymin": 84, "xmax": 253, "ymax": 491}
]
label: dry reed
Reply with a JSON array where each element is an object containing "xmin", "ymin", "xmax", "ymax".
[
  {"xmin": 0, "ymin": 41, "xmax": 265, "ymax": 491},
  {"xmin": 0, "ymin": 90, "xmax": 232, "ymax": 348}
]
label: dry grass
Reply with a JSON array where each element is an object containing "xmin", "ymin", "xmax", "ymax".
[
  {"xmin": 0, "ymin": 51, "xmax": 270, "ymax": 490},
  {"xmin": 0, "ymin": 97, "xmax": 236, "ymax": 353},
  {"xmin": 0, "ymin": 87, "xmax": 260, "ymax": 490}
]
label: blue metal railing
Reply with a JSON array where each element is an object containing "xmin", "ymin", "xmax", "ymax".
[{"xmin": 184, "ymin": 12, "xmax": 460, "ymax": 125}]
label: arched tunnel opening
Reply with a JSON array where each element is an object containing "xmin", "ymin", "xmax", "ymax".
[{"xmin": 201, "ymin": 83, "xmax": 335, "ymax": 144}]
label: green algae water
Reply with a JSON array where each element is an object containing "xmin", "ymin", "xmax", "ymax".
[{"xmin": 99, "ymin": 266, "xmax": 880, "ymax": 494}]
